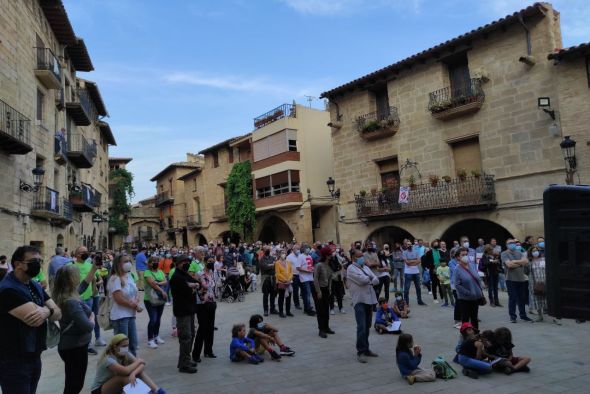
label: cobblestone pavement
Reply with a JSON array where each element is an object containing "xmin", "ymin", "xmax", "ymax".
[{"xmin": 38, "ymin": 286, "xmax": 590, "ymax": 394}]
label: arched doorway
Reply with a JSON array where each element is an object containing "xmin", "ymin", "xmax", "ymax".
[
  {"xmin": 258, "ymin": 216, "xmax": 294, "ymax": 243},
  {"xmin": 440, "ymin": 219, "xmax": 514, "ymax": 248},
  {"xmin": 219, "ymin": 231, "xmax": 241, "ymax": 245},
  {"xmin": 56, "ymin": 234, "xmax": 64, "ymax": 248},
  {"xmin": 366, "ymin": 226, "xmax": 414, "ymax": 247},
  {"xmin": 196, "ymin": 233, "xmax": 208, "ymax": 246}
]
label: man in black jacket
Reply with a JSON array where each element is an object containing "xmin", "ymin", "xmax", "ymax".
[{"xmin": 170, "ymin": 255, "xmax": 199, "ymax": 373}]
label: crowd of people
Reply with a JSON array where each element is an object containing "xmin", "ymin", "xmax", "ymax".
[{"xmin": 0, "ymin": 233, "xmax": 550, "ymax": 392}]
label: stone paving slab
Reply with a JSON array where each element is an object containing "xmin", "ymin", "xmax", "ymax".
[{"xmin": 37, "ymin": 287, "xmax": 590, "ymax": 393}]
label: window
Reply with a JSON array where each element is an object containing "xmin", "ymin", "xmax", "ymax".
[
  {"xmin": 445, "ymin": 53, "xmax": 470, "ymax": 96},
  {"xmin": 168, "ymin": 179, "xmax": 173, "ymax": 196},
  {"xmin": 288, "ymin": 139, "xmax": 297, "ymax": 151},
  {"xmin": 193, "ymin": 178, "xmax": 197, "ymax": 192},
  {"xmin": 451, "ymin": 138, "xmax": 481, "ymax": 173},
  {"xmin": 36, "ymin": 89, "xmax": 44, "ymax": 121},
  {"xmin": 253, "ymin": 129, "xmax": 297, "ymax": 161},
  {"xmin": 256, "ymin": 170, "xmax": 300, "ymax": 198},
  {"xmin": 255, "ymin": 176, "xmax": 272, "ymax": 198},
  {"xmin": 373, "ymin": 85, "xmax": 390, "ymax": 117},
  {"xmin": 228, "ymin": 148, "xmax": 234, "ymax": 164},
  {"xmin": 376, "ymin": 157, "xmax": 399, "ymax": 190},
  {"xmin": 212, "ymin": 152, "xmax": 219, "ymax": 168}
]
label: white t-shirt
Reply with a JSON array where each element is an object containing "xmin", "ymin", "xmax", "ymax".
[
  {"xmin": 299, "ymin": 254, "xmax": 314, "ymax": 282},
  {"xmin": 107, "ymin": 273, "xmax": 138, "ymax": 320},
  {"xmin": 286, "ymin": 253, "xmax": 299, "ymax": 276}
]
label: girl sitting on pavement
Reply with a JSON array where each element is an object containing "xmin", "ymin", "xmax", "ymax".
[
  {"xmin": 393, "ymin": 291, "xmax": 410, "ymax": 318},
  {"xmin": 248, "ymin": 314, "xmax": 295, "ymax": 360},
  {"xmin": 456, "ymin": 322, "xmax": 494, "ymax": 379},
  {"xmin": 395, "ymin": 333, "xmax": 436, "ymax": 385},
  {"xmin": 91, "ymin": 334, "xmax": 165, "ymax": 394},
  {"xmin": 492, "ymin": 327, "xmax": 531, "ymax": 374},
  {"xmin": 374, "ymin": 297, "xmax": 401, "ymax": 334},
  {"xmin": 229, "ymin": 324, "xmax": 264, "ymax": 365}
]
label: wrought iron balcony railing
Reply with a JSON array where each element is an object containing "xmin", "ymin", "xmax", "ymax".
[
  {"xmin": 0, "ymin": 98, "xmax": 32, "ymax": 155},
  {"xmin": 70, "ymin": 184, "xmax": 95, "ymax": 212},
  {"xmin": 186, "ymin": 214, "xmax": 202, "ymax": 228},
  {"xmin": 66, "ymin": 133, "xmax": 95, "ymax": 168},
  {"xmin": 355, "ymin": 175, "xmax": 496, "ymax": 219},
  {"xmin": 92, "ymin": 190, "xmax": 102, "ymax": 208},
  {"xmin": 428, "ymin": 78, "xmax": 484, "ymax": 119},
  {"xmin": 253, "ymin": 103, "xmax": 296, "ymax": 129},
  {"xmin": 66, "ymin": 88, "xmax": 94, "ymax": 126},
  {"xmin": 61, "ymin": 198, "xmax": 73, "ymax": 222},
  {"xmin": 155, "ymin": 191, "xmax": 174, "ymax": 206},
  {"xmin": 32, "ymin": 186, "xmax": 61, "ymax": 217},
  {"xmin": 34, "ymin": 47, "xmax": 62, "ymax": 89},
  {"xmin": 355, "ymin": 106, "xmax": 400, "ymax": 140}
]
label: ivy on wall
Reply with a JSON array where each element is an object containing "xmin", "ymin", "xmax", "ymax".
[
  {"xmin": 226, "ymin": 161, "xmax": 256, "ymax": 241},
  {"xmin": 109, "ymin": 168, "xmax": 134, "ymax": 235}
]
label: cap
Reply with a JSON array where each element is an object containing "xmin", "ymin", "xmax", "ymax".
[{"xmin": 459, "ymin": 322, "xmax": 477, "ymax": 333}]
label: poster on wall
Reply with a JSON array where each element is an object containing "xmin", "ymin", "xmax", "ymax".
[{"xmin": 398, "ymin": 186, "xmax": 409, "ymax": 204}]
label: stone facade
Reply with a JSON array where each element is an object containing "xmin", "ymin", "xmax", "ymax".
[
  {"xmin": 127, "ymin": 196, "xmax": 160, "ymax": 249},
  {"xmin": 0, "ymin": 1, "xmax": 115, "ymax": 263},
  {"xmin": 321, "ymin": 3, "xmax": 590, "ymax": 247}
]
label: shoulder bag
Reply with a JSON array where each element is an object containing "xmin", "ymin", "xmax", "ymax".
[{"xmin": 460, "ymin": 265, "xmax": 487, "ymax": 306}]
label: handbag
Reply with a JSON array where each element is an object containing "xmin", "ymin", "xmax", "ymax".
[
  {"xmin": 460, "ymin": 265, "xmax": 487, "ymax": 306},
  {"xmin": 533, "ymin": 282, "xmax": 545, "ymax": 296},
  {"xmin": 97, "ymin": 296, "xmax": 113, "ymax": 331},
  {"xmin": 148, "ymin": 287, "xmax": 166, "ymax": 306},
  {"xmin": 46, "ymin": 321, "xmax": 61, "ymax": 349}
]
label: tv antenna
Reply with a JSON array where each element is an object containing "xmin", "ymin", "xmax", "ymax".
[{"xmin": 304, "ymin": 95, "xmax": 317, "ymax": 108}]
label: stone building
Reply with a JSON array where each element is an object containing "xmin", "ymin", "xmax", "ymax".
[
  {"xmin": 108, "ymin": 157, "xmax": 132, "ymax": 249},
  {"xmin": 127, "ymin": 196, "xmax": 160, "ymax": 249},
  {"xmin": 0, "ymin": 0, "xmax": 116, "ymax": 261},
  {"xmin": 150, "ymin": 154, "xmax": 202, "ymax": 246},
  {"xmin": 320, "ymin": 3, "xmax": 589, "ymax": 247},
  {"xmin": 250, "ymin": 104, "xmax": 336, "ymax": 243}
]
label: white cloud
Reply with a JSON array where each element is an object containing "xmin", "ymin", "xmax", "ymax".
[
  {"xmin": 280, "ymin": 0, "xmax": 422, "ymax": 15},
  {"xmin": 164, "ymin": 72, "xmax": 291, "ymax": 95}
]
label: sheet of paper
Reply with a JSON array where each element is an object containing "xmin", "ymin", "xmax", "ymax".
[
  {"xmin": 387, "ymin": 321, "xmax": 401, "ymax": 332},
  {"xmin": 123, "ymin": 378, "xmax": 151, "ymax": 394}
]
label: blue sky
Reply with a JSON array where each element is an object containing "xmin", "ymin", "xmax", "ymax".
[{"xmin": 63, "ymin": 0, "xmax": 590, "ymax": 202}]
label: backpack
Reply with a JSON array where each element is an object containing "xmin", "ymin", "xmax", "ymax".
[
  {"xmin": 97, "ymin": 295, "xmax": 113, "ymax": 331},
  {"xmin": 432, "ymin": 356, "xmax": 458, "ymax": 380}
]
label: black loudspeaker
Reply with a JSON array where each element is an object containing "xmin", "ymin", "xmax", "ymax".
[{"xmin": 543, "ymin": 185, "xmax": 590, "ymax": 320}]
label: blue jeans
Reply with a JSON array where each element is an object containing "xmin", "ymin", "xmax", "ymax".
[
  {"xmin": 457, "ymin": 355, "xmax": 492, "ymax": 373},
  {"xmin": 404, "ymin": 273, "xmax": 423, "ymax": 305},
  {"xmin": 354, "ymin": 303, "xmax": 373, "ymax": 355},
  {"xmin": 506, "ymin": 280, "xmax": 528, "ymax": 320},
  {"xmin": 0, "ymin": 357, "xmax": 41, "ymax": 394},
  {"xmin": 112, "ymin": 317, "xmax": 138, "ymax": 355},
  {"xmin": 83, "ymin": 298, "xmax": 94, "ymax": 348},
  {"xmin": 300, "ymin": 281, "xmax": 313, "ymax": 312},
  {"xmin": 144, "ymin": 300, "xmax": 164, "ymax": 340},
  {"xmin": 391, "ymin": 266, "xmax": 404, "ymax": 291},
  {"xmin": 498, "ymin": 272, "xmax": 507, "ymax": 291}
]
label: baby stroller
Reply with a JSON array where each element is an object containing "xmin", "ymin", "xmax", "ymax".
[{"xmin": 220, "ymin": 272, "xmax": 245, "ymax": 303}]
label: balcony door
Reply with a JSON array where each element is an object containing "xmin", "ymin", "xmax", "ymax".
[
  {"xmin": 373, "ymin": 86, "xmax": 390, "ymax": 119},
  {"xmin": 446, "ymin": 53, "xmax": 471, "ymax": 98}
]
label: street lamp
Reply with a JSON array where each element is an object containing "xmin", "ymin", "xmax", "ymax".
[
  {"xmin": 19, "ymin": 166, "xmax": 45, "ymax": 192},
  {"xmin": 326, "ymin": 177, "xmax": 340, "ymax": 199},
  {"xmin": 560, "ymin": 136, "xmax": 577, "ymax": 185}
]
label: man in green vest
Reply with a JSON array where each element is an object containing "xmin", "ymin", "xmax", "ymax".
[{"xmin": 72, "ymin": 246, "xmax": 98, "ymax": 355}]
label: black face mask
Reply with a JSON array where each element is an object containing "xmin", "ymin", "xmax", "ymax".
[
  {"xmin": 80, "ymin": 253, "xmax": 89, "ymax": 261},
  {"xmin": 206, "ymin": 263, "xmax": 214, "ymax": 270},
  {"xmin": 180, "ymin": 262, "xmax": 190, "ymax": 272},
  {"xmin": 25, "ymin": 259, "xmax": 42, "ymax": 278},
  {"xmin": 151, "ymin": 263, "xmax": 159, "ymax": 270}
]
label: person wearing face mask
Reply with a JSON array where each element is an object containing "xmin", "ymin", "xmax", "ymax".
[
  {"xmin": 347, "ymin": 249, "xmax": 380, "ymax": 363},
  {"xmin": 313, "ymin": 247, "xmax": 335, "ymax": 338},
  {"xmin": 421, "ymin": 239, "xmax": 443, "ymax": 303},
  {"xmin": 169, "ymin": 255, "xmax": 199, "ymax": 373},
  {"xmin": 402, "ymin": 239, "xmax": 426, "ymax": 306},
  {"xmin": 260, "ymin": 248, "xmax": 278, "ymax": 317},
  {"xmin": 275, "ymin": 251, "xmax": 294, "ymax": 318},
  {"xmin": 71, "ymin": 246, "xmax": 99, "ymax": 355},
  {"xmin": 144, "ymin": 257, "xmax": 168, "ymax": 349},
  {"xmin": 501, "ymin": 239, "xmax": 533, "ymax": 323},
  {"xmin": 480, "ymin": 245, "xmax": 502, "ymax": 307},
  {"xmin": 0, "ymin": 246, "xmax": 62, "ymax": 394},
  {"xmin": 91, "ymin": 334, "xmax": 165, "ymax": 394},
  {"xmin": 454, "ymin": 247, "xmax": 484, "ymax": 329},
  {"xmin": 286, "ymin": 244, "xmax": 303, "ymax": 310},
  {"xmin": 527, "ymin": 246, "xmax": 551, "ymax": 323},
  {"xmin": 107, "ymin": 254, "xmax": 142, "ymax": 356},
  {"xmin": 192, "ymin": 258, "xmax": 218, "ymax": 362},
  {"xmin": 536, "ymin": 237, "xmax": 545, "ymax": 256}
]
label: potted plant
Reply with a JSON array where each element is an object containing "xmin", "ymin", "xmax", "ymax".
[
  {"xmin": 359, "ymin": 189, "xmax": 367, "ymax": 197},
  {"xmin": 442, "ymin": 175, "xmax": 452, "ymax": 183},
  {"xmin": 407, "ymin": 175, "xmax": 417, "ymax": 190},
  {"xmin": 471, "ymin": 169, "xmax": 481, "ymax": 178},
  {"xmin": 362, "ymin": 120, "xmax": 380, "ymax": 133},
  {"xmin": 428, "ymin": 174, "xmax": 439, "ymax": 187},
  {"xmin": 69, "ymin": 189, "xmax": 84, "ymax": 205},
  {"xmin": 456, "ymin": 168, "xmax": 467, "ymax": 181},
  {"xmin": 370, "ymin": 187, "xmax": 378, "ymax": 196}
]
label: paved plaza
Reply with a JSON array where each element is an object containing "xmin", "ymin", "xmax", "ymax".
[{"xmin": 39, "ymin": 287, "xmax": 590, "ymax": 394}]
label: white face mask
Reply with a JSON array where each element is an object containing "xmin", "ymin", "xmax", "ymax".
[
  {"xmin": 460, "ymin": 256, "xmax": 469, "ymax": 264},
  {"xmin": 280, "ymin": 254, "xmax": 286, "ymax": 260},
  {"xmin": 463, "ymin": 242, "xmax": 470, "ymax": 248},
  {"xmin": 118, "ymin": 346, "xmax": 129, "ymax": 355},
  {"xmin": 123, "ymin": 262, "xmax": 132, "ymax": 272},
  {"xmin": 532, "ymin": 251, "xmax": 540, "ymax": 258}
]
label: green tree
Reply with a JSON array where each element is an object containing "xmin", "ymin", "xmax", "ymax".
[
  {"xmin": 226, "ymin": 161, "xmax": 256, "ymax": 241},
  {"xmin": 109, "ymin": 168, "xmax": 134, "ymax": 235}
]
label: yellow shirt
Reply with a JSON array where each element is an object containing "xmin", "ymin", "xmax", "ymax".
[{"xmin": 275, "ymin": 260, "xmax": 293, "ymax": 283}]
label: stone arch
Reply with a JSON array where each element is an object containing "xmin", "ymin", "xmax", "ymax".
[
  {"xmin": 196, "ymin": 233, "xmax": 208, "ymax": 246},
  {"xmin": 440, "ymin": 218, "xmax": 514, "ymax": 248},
  {"xmin": 56, "ymin": 234, "xmax": 64, "ymax": 247},
  {"xmin": 257, "ymin": 215, "xmax": 294, "ymax": 243},
  {"xmin": 366, "ymin": 225, "xmax": 415, "ymax": 247},
  {"xmin": 218, "ymin": 231, "xmax": 241, "ymax": 245}
]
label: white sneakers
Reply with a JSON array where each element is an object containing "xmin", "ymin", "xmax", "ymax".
[
  {"xmin": 453, "ymin": 322, "xmax": 462, "ymax": 329},
  {"xmin": 155, "ymin": 336, "xmax": 165, "ymax": 344},
  {"xmin": 434, "ymin": 300, "xmax": 439, "ymax": 304},
  {"xmin": 148, "ymin": 340, "xmax": 158, "ymax": 349}
]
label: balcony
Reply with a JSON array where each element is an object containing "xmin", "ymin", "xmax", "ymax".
[
  {"xmin": 355, "ymin": 106, "xmax": 400, "ymax": 141},
  {"xmin": 355, "ymin": 175, "xmax": 496, "ymax": 220},
  {"xmin": 0, "ymin": 99, "xmax": 32, "ymax": 155},
  {"xmin": 34, "ymin": 47, "xmax": 62, "ymax": 89},
  {"xmin": 428, "ymin": 78, "xmax": 485, "ymax": 120},
  {"xmin": 155, "ymin": 191, "xmax": 174, "ymax": 207},
  {"xmin": 186, "ymin": 214, "xmax": 202, "ymax": 228},
  {"xmin": 66, "ymin": 133, "xmax": 95, "ymax": 168},
  {"xmin": 211, "ymin": 203, "xmax": 227, "ymax": 219},
  {"xmin": 70, "ymin": 185, "xmax": 97, "ymax": 212},
  {"xmin": 253, "ymin": 103, "xmax": 296, "ymax": 129},
  {"xmin": 66, "ymin": 88, "xmax": 94, "ymax": 126},
  {"xmin": 252, "ymin": 151, "xmax": 300, "ymax": 171},
  {"xmin": 255, "ymin": 192, "xmax": 302, "ymax": 210},
  {"xmin": 31, "ymin": 186, "xmax": 62, "ymax": 220}
]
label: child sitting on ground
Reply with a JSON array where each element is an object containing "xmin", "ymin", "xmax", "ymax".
[
  {"xmin": 395, "ymin": 333, "xmax": 436, "ymax": 385},
  {"xmin": 493, "ymin": 327, "xmax": 531, "ymax": 374},
  {"xmin": 393, "ymin": 291, "xmax": 410, "ymax": 318},
  {"xmin": 374, "ymin": 297, "xmax": 401, "ymax": 334},
  {"xmin": 248, "ymin": 314, "xmax": 295, "ymax": 360},
  {"xmin": 456, "ymin": 322, "xmax": 494, "ymax": 379},
  {"xmin": 229, "ymin": 324, "xmax": 264, "ymax": 365}
]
